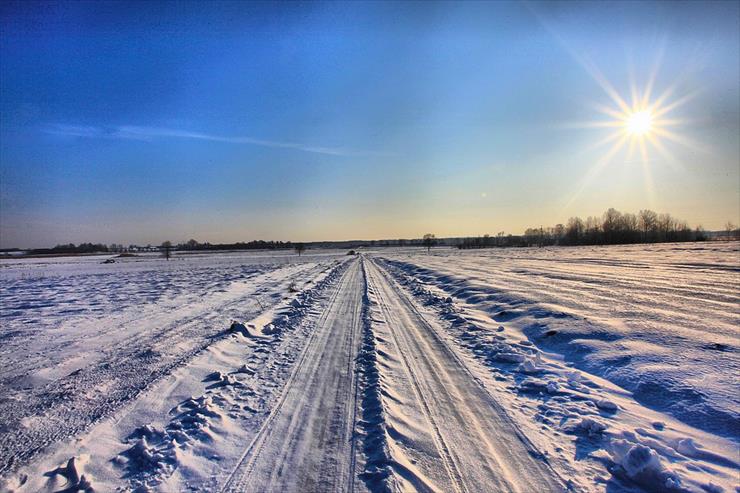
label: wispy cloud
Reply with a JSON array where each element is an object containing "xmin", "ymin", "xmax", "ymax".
[
  {"xmin": 45, "ymin": 124, "xmax": 106, "ymax": 139},
  {"xmin": 45, "ymin": 123, "xmax": 386, "ymax": 157}
]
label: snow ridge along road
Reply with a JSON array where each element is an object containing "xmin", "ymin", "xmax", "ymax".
[
  {"xmin": 222, "ymin": 257, "xmax": 365, "ymax": 492},
  {"xmin": 363, "ymin": 258, "xmax": 564, "ymax": 493}
]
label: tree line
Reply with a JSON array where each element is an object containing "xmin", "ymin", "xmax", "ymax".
[
  {"xmin": 25, "ymin": 239, "xmax": 298, "ymax": 256},
  {"xmin": 29, "ymin": 243, "xmax": 112, "ymax": 255},
  {"xmin": 176, "ymin": 239, "xmax": 297, "ymax": 251},
  {"xmin": 19, "ymin": 209, "xmax": 737, "ymax": 256},
  {"xmin": 459, "ymin": 208, "xmax": 716, "ymax": 249}
]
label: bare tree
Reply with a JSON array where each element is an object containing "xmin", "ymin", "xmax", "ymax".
[
  {"xmin": 294, "ymin": 243, "xmax": 306, "ymax": 256},
  {"xmin": 638, "ymin": 209, "xmax": 658, "ymax": 241},
  {"xmin": 553, "ymin": 224, "xmax": 565, "ymax": 243},
  {"xmin": 657, "ymin": 213, "xmax": 674, "ymax": 242},
  {"xmin": 726, "ymin": 222, "xmax": 737, "ymax": 241},
  {"xmin": 602, "ymin": 208, "xmax": 622, "ymax": 244},
  {"xmin": 161, "ymin": 241, "xmax": 172, "ymax": 260},
  {"xmin": 565, "ymin": 217, "xmax": 584, "ymax": 244},
  {"xmin": 422, "ymin": 233, "xmax": 436, "ymax": 253}
]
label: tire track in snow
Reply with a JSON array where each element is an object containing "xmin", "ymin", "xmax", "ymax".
[
  {"xmin": 0, "ymin": 262, "xmax": 325, "ymax": 477},
  {"xmin": 364, "ymin": 258, "xmax": 565, "ymax": 493},
  {"xmin": 365, "ymin": 263, "xmax": 467, "ymax": 493},
  {"xmin": 222, "ymin": 258, "xmax": 365, "ymax": 493}
]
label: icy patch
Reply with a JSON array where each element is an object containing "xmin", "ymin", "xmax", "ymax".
[
  {"xmin": 595, "ymin": 398, "xmax": 619, "ymax": 412},
  {"xmin": 204, "ymin": 371, "xmax": 242, "ymax": 389},
  {"xmin": 235, "ymin": 364, "xmax": 255, "ymax": 375},
  {"xmin": 518, "ymin": 352, "xmax": 543, "ymax": 374}
]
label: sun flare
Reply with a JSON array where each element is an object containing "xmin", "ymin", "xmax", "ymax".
[
  {"xmin": 580, "ymin": 76, "xmax": 698, "ymax": 167},
  {"xmin": 625, "ymin": 110, "xmax": 653, "ymax": 136},
  {"xmin": 563, "ymin": 61, "xmax": 702, "ymax": 211}
]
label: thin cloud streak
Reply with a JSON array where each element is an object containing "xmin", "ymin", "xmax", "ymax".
[{"xmin": 45, "ymin": 124, "xmax": 388, "ymax": 157}]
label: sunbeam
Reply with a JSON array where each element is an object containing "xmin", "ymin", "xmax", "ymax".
[{"xmin": 563, "ymin": 57, "xmax": 702, "ymax": 213}]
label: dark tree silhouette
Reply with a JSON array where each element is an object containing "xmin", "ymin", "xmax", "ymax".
[
  {"xmin": 726, "ymin": 222, "xmax": 737, "ymax": 241},
  {"xmin": 161, "ymin": 241, "xmax": 172, "ymax": 260},
  {"xmin": 422, "ymin": 233, "xmax": 436, "ymax": 253},
  {"xmin": 294, "ymin": 243, "xmax": 306, "ymax": 256},
  {"xmin": 461, "ymin": 208, "xmax": 707, "ymax": 249}
]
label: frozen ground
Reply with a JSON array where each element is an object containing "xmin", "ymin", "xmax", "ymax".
[
  {"xmin": 0, "ymin": 244, "xmax": 737, "ymax": 492},
  {"xmin": 0, "ymin": 251, "xmax": 345, "ymax": 478},
  {"xmin": 376, "ymin": 242, "xmax": 739, "ymax": 437}
]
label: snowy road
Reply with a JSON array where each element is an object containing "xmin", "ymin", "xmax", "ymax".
[
  {"xmin": 223, "ymin": 258, "xmax": 364, "ymax": 492},
  {"xmin": 221, "ymin": 257, "xmax": 563, "ymax": 493},
  {"xmin": 1, "ymin": 246, "xmax": 737, "ymax": 492},
  {"xmin": 364, "ymin": 258, "xmax": 563, "ymax": 493}
]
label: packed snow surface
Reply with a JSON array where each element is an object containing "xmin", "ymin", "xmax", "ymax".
[
  {"xmin": 378, "ymin": 242, "xmax": 740, "ymax": 437},
  {"xmin": 0, "ymin": 251, "xmax": 345, "ymax": 477},
  {"xmin": 0, "ymin": 244, "xmax": 737, "ymax": 492}
]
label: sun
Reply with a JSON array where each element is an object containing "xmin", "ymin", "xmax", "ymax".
[
  {"xmin": 625, "ymin": 110, "xmax": 653, "ymax": 136},
  {"xmin": 563, "ymin": 61, "xmax": 701, "ymax": 211},
  {"xmin": 575, "ymin": 74, "xmax": 698, "ymax": 169}
]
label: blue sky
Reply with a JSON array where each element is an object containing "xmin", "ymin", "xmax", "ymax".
[{"xmin": 1, "ymin": 1, "xmax": 738, "ymax": 248}]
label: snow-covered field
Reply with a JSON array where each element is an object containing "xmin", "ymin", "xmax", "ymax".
[
  {"xmin": 374, "ymin": 242, "xmax": 739, "ymax": 493},
  {"xmin": 377, "ymin": 243, "xmax": 739, "ymax": 435},
  {"xmin": 0, "ymin": 244, "xmax": 737, "ymax": 492}
]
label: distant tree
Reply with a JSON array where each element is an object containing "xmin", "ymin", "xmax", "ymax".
[
  {"xmin": 553, "ymin": 224, "xmax": 565, "ymax": 243},
  {"xmin": 422, "ymin": 233, "xmax": 436, "ymax": 253},
  {"xmin": 294, "ymin": 243, "xmax": 306, "ymax": 256},
  {"xmin": 638, "ymin": 210, "xmax": 654, "ymax": 238},
  {"xmin": 726, "ymin": 222, "xmax": 737, "ymax": 240},
  {"xmin": 565, "ymin": 217, "xmax": 584, "ymax": 245},
  {"xmin": 602, "ymin": 208, "xmax": 622, "ymax": 244},
  {"xmin": 161, "ymin": 241, "xmax": 172, "ymax": 260},
  {"xmin": 451, "ymin": 207, "xmax": 706, "ymax": 251},
  {"xmin": 655, "ymin": 213, "xmax": 673, "ymax": 242},
  {"xmin": 622, "ymin": 213, "xmax": 639, "ymax": 243}
]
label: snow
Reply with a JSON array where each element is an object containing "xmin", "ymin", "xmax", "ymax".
[
  {"xmin": 376, "ymin": 242, "xmax": 739, "ymax": 437},
  {"xmin": 0, "ymin": 250, "xmax": 347, "ymax": 488},
  {"xmin": 361, "ymin": 259, "xmax": 565, "ymax": 492},
  {"xmin": 0, "ymin": 244, "xmax": 737, "ymax": 492},
  {"xmin": 373, "ymin": 242, "xmax": 739, "ymax": 492}
]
